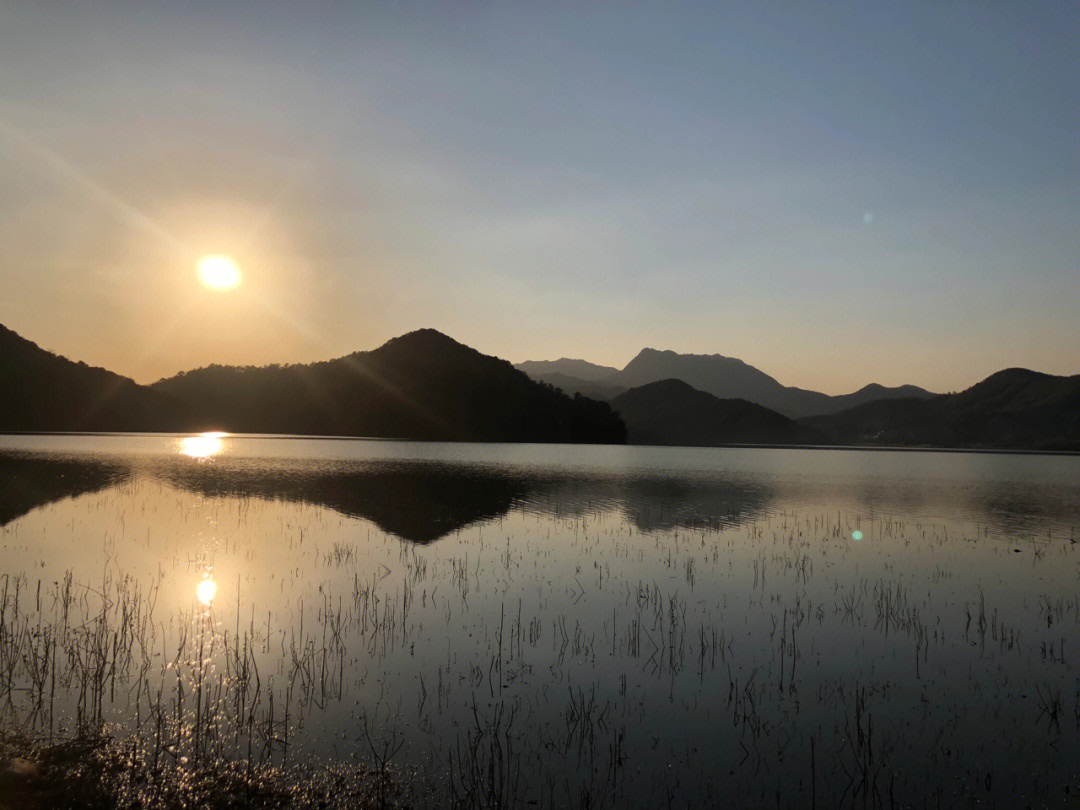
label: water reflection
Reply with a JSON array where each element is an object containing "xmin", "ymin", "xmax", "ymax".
[
  {"xmin": 620, "ymin": 474, "xmax": 773, "ymax": 532},
  {"xmin": 0, "ymin": 453, "xmax": 131, "ymax": 525},
  {"xmin": 2, "ymin": 438, "xmax": 1079, "ymax": 808},
  {"xmin": 150, "ymin": 460, "xmax": 529, "ymax": 543},
  {"xmin": 145, "ymin": 459, "xmax": 778, "ymax": 543},
  {"xmin": 179, "ymin": 433, "xmax": 226, "ymax": 459},
  {"xmin": 195, "ymin": 578, "xmax": 217, "ymax": 606},
  {"xmin": 1, "ymin": 443, "xmax": 1078, "ymax": 543}
]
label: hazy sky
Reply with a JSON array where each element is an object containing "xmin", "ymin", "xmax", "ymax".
[{"xmin": 2, "ymin": 2, "xmax": 1077, "ymax": 393}]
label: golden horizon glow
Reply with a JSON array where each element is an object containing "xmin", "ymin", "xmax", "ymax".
[
  {"xmin": 197, "ymin": 254, "xmax": 242, "ymax": 290},
  {"xmin": 179, "ymin": 432, "xmax": 226, "ymax": 458},
  {"xmin": 195, "ymin": 578, "xmax": 218, "ymax": 606}
]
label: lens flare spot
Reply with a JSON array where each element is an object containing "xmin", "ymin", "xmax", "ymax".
[
  {"xmin": 196, "ymin": 578, "xmax": 218, "ymax": 606},
  {"xmin": 852, "ymin": 529, "xmax": 864, "ymax": 541}
]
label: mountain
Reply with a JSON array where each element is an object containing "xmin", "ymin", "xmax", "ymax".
[
  {"xmin": 152, "ymin": 329, "xmax": 626, "ymax": 443},
  {"xmin": 614, "ymin": 348, "xmax": 934, "ymax": 418},
  {"xmin": 6, "ymin": 319, "xmax": 1073, "ymax": 449},
  {"xmin": 803, "ymin": 368, "xmax": 1080, "ymax": 451},
  {"xmin": 516, "ymin": 348, "xmax": 934, "ymax": 417},
  {"xmin": 0, "ymin": 323, "xmax": 193, "ymax": 432},
  {"xmin": 525, "ymin": 371, "xmax": 627, "ymax": 401},
  {"xmin": 830, "ymin": 383, "xmax": 934, "ymax": 411},
  {"xmin": 612, "ymin": 379, "xmax": 825, "ymax": 447},
  {"xmin": 617, "ymin": 348, "xmax": 791, "ymax": 407},
  {"xmin": 514, "ymin": 358, "xmax": 619, "ymax": 382}
]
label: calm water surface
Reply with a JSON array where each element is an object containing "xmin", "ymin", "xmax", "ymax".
[{"xmin": 1, "ymin": 434, "xmax": 1078, "ymax": 807}]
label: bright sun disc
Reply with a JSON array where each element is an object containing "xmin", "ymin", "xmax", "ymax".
[{"xmin": 197, "ymin": 255, "xmax": 242, "ymax": 290}]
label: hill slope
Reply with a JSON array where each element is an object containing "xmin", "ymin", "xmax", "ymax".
[
  {"xmin": 152, "ymin": 329, "xmax": 626, "ymax": 443},
  {"xmin": 0, "ymin": 323, "xmax": 192, "ymax": 432},
  {"xmin": 612, "ymin": 379, "xmax": 825, "ymax": 447},
  {"xmin": 804, "ymin": 368, "xmax": 1080, "ymax": 450}
]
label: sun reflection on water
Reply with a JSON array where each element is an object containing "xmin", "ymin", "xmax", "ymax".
[
  {"xmin": 195, "ymin": 578, "xmax": 218, "ymax": 606},
  {"xmin": 179, "ymin": 433, "xmax": 226, "ymax": 458}
]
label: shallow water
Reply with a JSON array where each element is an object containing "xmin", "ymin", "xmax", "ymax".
[{"xmin": 2, "ymin": 434, "xmax": 1079, "ymax": 806}]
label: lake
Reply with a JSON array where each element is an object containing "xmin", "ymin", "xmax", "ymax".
[{"xmin": 2, "ymin": 434, "xmax": 1079, "ymax": 807}]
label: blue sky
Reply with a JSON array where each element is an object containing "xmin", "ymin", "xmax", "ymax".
[{"xmin": 1, "ymin": 2, "xmax": 1077, "ymax": 393}]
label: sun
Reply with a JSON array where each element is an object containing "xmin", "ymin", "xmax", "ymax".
[{"xmin": 197, "ymin": 254, "xmax": 242, "ymax": 290}]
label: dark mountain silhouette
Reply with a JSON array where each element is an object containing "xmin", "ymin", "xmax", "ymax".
[
  {"xmin": 4, "ymin": 320, "xmax": 1074, "ymax": 450},
  {"xmin": 0, "ymin": 454, "xmax": 132, "ymax": 525},
  {"xmin": 152, "ymin": 329, "xmax": 626, "ymax": 443},
  {"xmin": 514, "ymin": 358, "xmax": 619, "ymax": 382},
  {"xmin": 517, "ymin": 349, "xmax": 933, "ymax": 418},
  {"xmin": 803, "ymin": 368, "xmax": 1080, "ymax": 451},
  {"xmin": 0, "ymin": 323, "xmax": 193, "ymax": 432},
  {"xmin": 0, "ymin": 323, "xmax": 623, "ymax": 442},
  {"xmin": 612, "ymin": 379, "xmax": 825, "ymax": 447},
  {"xmin": 614, "ymin": 349, "xmax": 934, "ymax": 418},
  {"xmin": 527, "ymin": 372, "xmax": 627, "ymax": 402},
  {"xmin": 617, "ymin": 349, "xmax": 781, "ymax": 398}
]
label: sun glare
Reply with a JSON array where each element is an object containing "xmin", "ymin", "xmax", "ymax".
[
  {"xmin": 195, "ymin": 578, "xmax": 218, "ymax": 607},
  {"xmin": 179, "ymin": 432, "xmax": 226, "ymax": 458},
  {"xmin": 197, "ymin": 254, "xmax": 242, "ymax": 290}
]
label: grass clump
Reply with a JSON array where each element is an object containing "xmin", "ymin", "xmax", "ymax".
[{"xmin": 0, "ymin": 726, "xmax": 415, "ymax": 810}]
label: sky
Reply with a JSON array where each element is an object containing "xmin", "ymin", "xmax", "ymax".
[{"xmin": 1, "ymin": 2, "xmax": 1078, "ymax": 394}]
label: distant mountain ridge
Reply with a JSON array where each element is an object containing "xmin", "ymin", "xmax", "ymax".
[
  {"xmin": 532, "ymin": 372, "xmax": 627, "ymax": 402},
  {"xmin": 517, "ymin": 348, "xmax": 934, "ymax": 418},
  {"xmin": 514, "ymin": 358, "xmax": 619, "ymax": 382},
  {"xmin": 804, "ymin": 368, "xmax": 1080, "ymax": 451}
]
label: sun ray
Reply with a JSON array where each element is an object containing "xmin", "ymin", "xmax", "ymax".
[{"xmin": 0, "ymin": 119, "xmax": 186, "ymax": 252}]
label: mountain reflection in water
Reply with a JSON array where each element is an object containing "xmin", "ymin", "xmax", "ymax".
[
  {"xmin": 3, "ymin": 441, "xmax": 1077, "ymax": 543},
  {"xmin": 0, "ymin": 453, "xmax": 131, "ymax": 526},
  {"xmin": 148, "ymin": 458, "xmax": 778, "ymax": 543},
  {"xmin": 1, "ymin": 452, "xmax": 776, "ymax": 542},
  {"xmin": 152, "ymin": 460, "xmax": 532, "ymax": 544}
]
